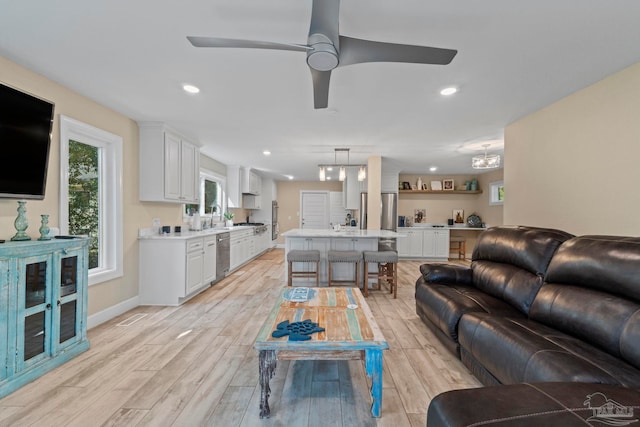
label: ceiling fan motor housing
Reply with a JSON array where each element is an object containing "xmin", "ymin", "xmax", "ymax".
[{"xmin": 306, "ymin": 33, "xmax": 339, "ymax": 71}]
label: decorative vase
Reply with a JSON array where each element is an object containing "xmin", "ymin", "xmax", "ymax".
[
  {"xmin": 225, "ymin": 219, "xmax": 233, "ymax": 227},
  {"xmin": 11, "ymin": 201, "xmax": 31, "ymax": 241},
  {"xmin": 416, "ymin": 177, "xmax": 423, "ymax": 190},
  {"xmin": 38, "ymin": 214, "xmax": 51, "ymax": 240},
  {"xmin": 471, "ymin": 179, "xmax": 478, "ymax": 191}
]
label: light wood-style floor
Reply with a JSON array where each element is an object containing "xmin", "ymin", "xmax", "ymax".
[{"xmin": 0, "ymin": 249, "xmax": 481, "ymax": 427}]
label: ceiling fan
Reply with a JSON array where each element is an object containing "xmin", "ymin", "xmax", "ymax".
[{"xmin": 187, "ymin": 0, "xmax": 457, "ymax": 109}]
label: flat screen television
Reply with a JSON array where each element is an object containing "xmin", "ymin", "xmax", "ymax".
[{"xmin": 0, "ymin": 82, "xmax": 54, "ymax": 199}]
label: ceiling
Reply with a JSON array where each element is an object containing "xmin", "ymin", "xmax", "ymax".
[{"xmin": 2, "ymin": 1, "xmax": 640, "ymax": 181}]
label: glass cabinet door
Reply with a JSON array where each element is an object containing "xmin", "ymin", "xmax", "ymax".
[
  {"xmin": 58, "ymin": 254, "xmax": 80, "ymax": 346},
  {"xmin": 17, "ymin": 254, "xmax": 52, "ymax": 369}
]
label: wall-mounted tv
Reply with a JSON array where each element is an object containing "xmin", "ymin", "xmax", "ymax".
[{"xmin": 0, "ymin": 82, "xmax": 54, "ymax": 200}]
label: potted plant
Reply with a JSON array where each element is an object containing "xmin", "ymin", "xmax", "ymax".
[{"xmin": 224, "ymin": 211, "xmax": 234, "ymax": 227}]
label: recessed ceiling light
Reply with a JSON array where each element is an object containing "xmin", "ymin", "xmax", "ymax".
[
  {"xmin": 327, "ymin": 167, "xmax": 333, "ymax": 171},
  {"xmin": 430, "ymin": 167, "xmax": 438, "ymax": 172},
  {"xmin": 263, "ymin": 150, "xmax": 271, "ymax": 156},
  {"xmin": 183, "ymin": 84, "xmax": 200, "ymax": 94},
  {"xmin": 287, "ymin": 175, "xmax": 293, "ymax": 180},
  {"xmin": 440, "ymin": 87, "xmax": 457, "ymax": 96}
]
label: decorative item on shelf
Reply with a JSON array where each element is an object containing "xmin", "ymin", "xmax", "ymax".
[
  {"xmin": 416, "ymin": 177, "xmax": 423, "ymax": 191},
  {"xmin": 448, "ymin": 218, "xmax": 454, "ymax": 226},
  {"xmin": 467, "ymin": 213, "xmax": 482, "ymax": 228},
  {"xmin": 402, "ymin": 181, "xmax": 411, "ymax": 190},
  {"xmin": 471, "ymin": 178, "xmax": 478, "ymax": 191},
  {"xmin": 224, "ymin": 211, "xmax": 234, "ymax": 227},
  {"xmin": 465, "ymin": 181, "xmax": 471, "ymax": 190},
  {"xmin": 414, "ymin": 209, "xmax": 426, "ymax": 223},
  {"xmin": 431, "ymin": 181, "xmax": 442, "ymax": 191},
  {"xmin": 422, "ymin": 183, "xmax": 428, "ymax": 190},
  {"xmin": 318, "ymin": 148, "xmax": 366, "ymax": 182},
  {"xmin": 453, "ymin": 209, "xmax": 465, "ymax": 224},
  {"xmin": 443, "ymin": 179, "xmax": 454, "ymax": 191},
  {"xmin": 472, "ymin": 144, "xmax": 501, "ymax": 169},
  {"xmin": 11, "ymin": 200, "xmax": 31, "ymax": 241},
  {"xmin": 38, "ymin": 214, "xmax": 51, "ymax": 240}
]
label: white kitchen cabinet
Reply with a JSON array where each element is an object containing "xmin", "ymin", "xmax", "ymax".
[
  {"xmin": 398, "ymin": 229, "xmax": 424, "ymax": 257},
  {"xmin": 138, "ymin": 122, "xmax": 200, "ymax": 203},
  {"xmin": 242, "ymin": 194, "xmax": 261, "ymax": 209},
  {"xmin": 242, "ymin": 168, "xmax": 262, "ymax": 195},
  {"xmin": 342, "ymin": 168, "xmax": 362, "ymax": 210},
  {"xmin": 139, "ymin": 235, "xmax": 216, "ymax": 306},
  {"xmin": 329, "ymin": 191, "xmax": 346, "ymax": 226},
  {"xmin": 422, "ymin": 229, "xmax": 450, "ymax": 260},
  {"xmin": 230, "ymin": 229, "xmax": 254, "ymax": 270},
  {"xmin": 227, "ymin": 165, "xmax": 243, "ymax": 208}
]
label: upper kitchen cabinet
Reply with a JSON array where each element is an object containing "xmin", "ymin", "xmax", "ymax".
[
  {"xmin": 242, "ymin": 168, "xmax": 262, "ymax": 195},
  {"xmin": 139, "ymin": 122, "xmax": 200, "ymax": 203}
]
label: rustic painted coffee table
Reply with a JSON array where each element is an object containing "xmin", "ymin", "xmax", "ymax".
[{"xmin": 254, "ymin": 287, "xmax": 388, "ymax": 418}]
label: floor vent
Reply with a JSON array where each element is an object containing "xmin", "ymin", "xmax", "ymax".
[{"xmin": 117, "ymin": 313, "xmax": 148, "ymax": 327}]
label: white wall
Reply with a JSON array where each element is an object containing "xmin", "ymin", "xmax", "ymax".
[{"xmin": 504, "ymin": 61, "xmax": 640, "ymax": 236}]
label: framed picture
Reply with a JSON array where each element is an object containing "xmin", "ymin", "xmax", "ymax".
[
  {"xmin": 414, "ymin": 209, "xmax": 426, "ymax": 223},
  {"xmin": 453, "ymin": 209, "xmax": 464, "ymax": 224},
  {"xmin": 402, "ymin": 181, "xmax": 411, "ymax": 190},
  {"xmin": 430, "ymin": 181, "xmax": 442, "ymax": 191},
  {"xmin": 422, "ymin": 183, "xmax": 428, "ymax": 190},
  {"xmin": 443, "ymin": 179, "xmax": 454, "ymax": 191}
]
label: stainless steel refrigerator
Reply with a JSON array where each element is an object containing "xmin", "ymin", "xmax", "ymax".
[{"xmin": 360, "ymin": 192, "xmax": 398, "ymax": 250}]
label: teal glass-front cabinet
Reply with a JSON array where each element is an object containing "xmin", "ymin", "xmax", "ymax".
[{"xmin": 0, "ymin": 238, "xmax": 89, "ymax": 398}]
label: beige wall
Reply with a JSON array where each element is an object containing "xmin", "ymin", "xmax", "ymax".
[
  {"xmin": 0, "ymin": 56, "xmax": 184, "ymax": 317},
  {"xmin": 275, "ymin": 180, "xmax": 343, "ymax": 243},
  {"xmin": 504, "ymin": 61, "xmax": 640, "ymax": 235},
  {"xmin": 398, "ymin": 172, "xmax": 503, "ymax": 226}
]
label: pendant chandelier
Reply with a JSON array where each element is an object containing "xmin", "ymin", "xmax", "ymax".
[
  {"xmin": 472, "ymin": 144, "xmax": 501, "ymax": 169},
  {"xmin": 319, "ymin": 148, "xmax": 366, "ymax": 182}
]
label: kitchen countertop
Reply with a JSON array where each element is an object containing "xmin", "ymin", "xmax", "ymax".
[
  {"xmin": 282, "ymin": 228, "xmax": 405, "ymax": 238},
  {"xmin": 399, "ymin": 224, "xmax": 486, "ymax": 230},
  {"xmin": 138, "ymin": 225, "xmax": 258, "ymax": 240}
]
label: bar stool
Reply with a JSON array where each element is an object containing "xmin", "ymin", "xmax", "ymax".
[
  {"xmin": 287, "ymin": 250, "xmax": 320, "ymax": 287},
  {"xmin": 363, "ymin": 251, "xmax": 398, "ymax": 298},
  {"xmin": 327, "ymin": 250, "xmax": 361, "ymax": 291},
  {"xmin": 449, "ymin": 236, "xmax": 466, "ymax": 260}
]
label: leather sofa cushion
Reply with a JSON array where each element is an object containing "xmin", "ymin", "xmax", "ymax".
[
  {"xmin": 472, "ymin": 226, "xmax": 574, "ymax": 275},
  {"xmin": 530, "ymin": 284, "xmax": 640, "ymax": 371},
  {"xmin": 427, "ymin": 382, "xmax": 640, "ymax": 427},
  {"xmin": 546, "ymin": 235, "xmax": 640, "ymax": 301},
  {"xmin": 415, "ymin": 276, "xmax": 522, "ymax": 342},
  {"xmin": 420, "ymin": 263, "xmax": 472, "ymax": 286},
  {"xmin": 458, "ymin": 313, "xmax": 640, "ymax": 387}
]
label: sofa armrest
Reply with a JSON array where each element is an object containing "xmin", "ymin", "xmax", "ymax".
[{"xmin": 419, "ymin": 263, "xmax": 472, "ymax": 286}]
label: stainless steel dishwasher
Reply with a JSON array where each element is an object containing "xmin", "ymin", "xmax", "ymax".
[{"xmin": 214, "ymin": 232, "xmax": 230, "ymax": 283}]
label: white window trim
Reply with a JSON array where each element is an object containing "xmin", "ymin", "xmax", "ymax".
[
  {"xmin": 489, "ymin": 180, "xmax": 504, "ymax": 206},
  {"xmin": 59, "ymin": 115, "xmax": 123, "ymax": 286}
]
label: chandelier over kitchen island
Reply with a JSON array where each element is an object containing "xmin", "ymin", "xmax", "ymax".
[{"xmin": 318, "ymin": 148, "xmax": 366, "ymax": 181}]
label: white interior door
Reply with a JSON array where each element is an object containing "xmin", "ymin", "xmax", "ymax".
[{"xmin": 301, "ymin": 191, "xmax": 329, "ymax": 229}]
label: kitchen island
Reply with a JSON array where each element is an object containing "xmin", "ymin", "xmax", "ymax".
[{"xmin": 282, "ymin": 228, "xmax": 404, "ymax": 287}]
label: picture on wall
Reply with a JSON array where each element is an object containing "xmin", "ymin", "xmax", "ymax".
[
  {"xmin": 443, "ymin": 179, "xmax": 454, "ymax": 191},
  {"xmin": 453, "ymin": 209, "xmax": 465, "ymax": 223},
  {"xmin": 431, "ymin": 181, "xmax": 442, "ymax": 191},
  {"xmin": 414, "ymin": 209, "xmax": 426, "ymax": 223}
]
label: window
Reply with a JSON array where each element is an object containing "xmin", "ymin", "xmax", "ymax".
[
  {"xmin": 184, "ymin": 169, "xmax": 226, "ymax": 220},
  {"xmin": 489, "ymin": 180, "xmax": 504, "ymax": 206},
  {"xmin": 60, "ymin": 115, "xmax": 123, "ymax": 285}
]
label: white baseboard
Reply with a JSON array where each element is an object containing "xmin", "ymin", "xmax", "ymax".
[{"xmin": 87, "ymin": 296, "xmax": 140, "ymax": 330}]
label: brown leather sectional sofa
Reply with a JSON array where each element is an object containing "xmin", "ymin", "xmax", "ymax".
[{"xmin": 416, "ymin": 226, "xmax": 640, "ymax": 426}]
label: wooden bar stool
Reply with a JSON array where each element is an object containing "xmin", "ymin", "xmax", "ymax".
[
  {"xmin": 327, "ymin": 250, "xmax": 361, "ymax": 291},
  {"xmin": 363, "ymin": 251, "xmax": 398, "ymax": 298},
  {"xmin": 287, "ymin": 250, "xmax": 320, "ymax": 287},
  {"xmin": 449, "ymin": 236, "xmax": 466, "ymax": 260}
]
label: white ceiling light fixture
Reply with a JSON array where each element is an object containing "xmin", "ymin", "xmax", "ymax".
[
  {"xmin": 318, "ymin": 148, "xmax": 367, "ymax": 182},
  {"xmin": 472, "ymin": 144, "xmax": 501, "ymax": 169},
  {"xmin": 429, "ymin": 166, "xmax": 438, "ymax": 172},
  {"xmin": 182, "ymin": 84, "xmax": 200, "ymax": 94},
  {"xmin": 263, "ymin": 150, "xmax": 271, "ymax": 156},
  {"xmin": 440, "ymin": 86, "xmax": 457, "ymax": 96}
]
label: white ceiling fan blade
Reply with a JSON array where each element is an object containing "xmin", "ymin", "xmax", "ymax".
[
  {"xmin": 309, "ymin": 0, "xmax": 340, "ymax": 46},
  {"xmin": 187, "ymin": 36, "xmax": 311, "ymax": 52},
  {"xmin": 338, "ymin": 36, "xmax": 457, "ymax": 67},
  {"xmin": 310, "ymin": 69, "xmax": 331, "ymax": 109}
]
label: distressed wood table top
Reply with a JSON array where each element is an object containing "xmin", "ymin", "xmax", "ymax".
[{"xmin": 254, "ymin": 287, "xmax": 388, "ymax": 352}]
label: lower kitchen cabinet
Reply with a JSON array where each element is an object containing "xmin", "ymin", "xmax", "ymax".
[
  {"xmin": 287, "ymin": 237, "xmax": 331, "ymax": 285},
  {"xmin": 139, "ymin": 235, "xmax": 216, "ymax": 306},
  {"xmin": 0, "ymin": 238, "xmax": 90, "ymax": 399},
  {"xmin": 398, "ymin": 228, "xmax": 450, "ymax": 260}
]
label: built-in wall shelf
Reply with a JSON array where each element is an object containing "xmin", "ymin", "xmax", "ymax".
[{"xmin": 399, "ymin": 190, "xmax": 482, "ymax": 195}]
